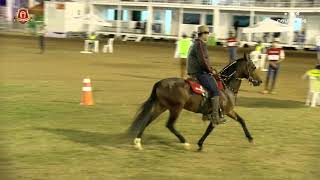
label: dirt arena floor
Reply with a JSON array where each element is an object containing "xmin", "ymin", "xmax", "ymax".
[{"xmin": 1, "ymin": 35, "xmax": 319, "ymax": 179}]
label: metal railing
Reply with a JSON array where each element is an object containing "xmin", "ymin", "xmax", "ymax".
[{"xmin": 93, "ymin": 0, "xmax": 320, "ymax": 7}]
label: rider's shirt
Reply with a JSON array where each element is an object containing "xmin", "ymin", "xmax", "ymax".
[{"xmin": 187, "ymin": 38, "xmax": 212, "ymax": 75}]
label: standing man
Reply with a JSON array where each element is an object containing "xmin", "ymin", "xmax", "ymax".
[
  {"xmin": 226, "ymin": 31, "xmax": 238, "ymax": 62},
  {"xmin": 255, "ymin": 41, "xmax": 265, "ymax": 53},
  {"xmin": 177, "ymin": 33, "xmax": 192, "ymax": 78},
  {"xmin": 88, "ymin": 32, "xmax": 97, "ymax": 52},
  {"xmin": 187, "ymin": 25, "xmax": 226, "ymax": 125},
  {"xmin": 297, "ymin": 30, "xmax": 306, "ymax": 50},
  {"xmin": 38, "ymin": 24, "xmax": 46, "ymax": 54},
  {"xmin": 263, "ymin": 38, "xmax": 285, "ymax": 94},
  {"xmin": 316, "ymin": 35, "xmax": 320, "ymax": 64}
]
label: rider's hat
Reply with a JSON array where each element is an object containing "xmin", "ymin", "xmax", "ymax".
[{"xmin": 198, "ymin": 25, "xmax": 209, "ymax": 34}]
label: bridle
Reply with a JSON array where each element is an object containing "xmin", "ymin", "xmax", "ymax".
[{"xmin": 218, "ymin": 59, "xmax": 259, "ymax": 93}]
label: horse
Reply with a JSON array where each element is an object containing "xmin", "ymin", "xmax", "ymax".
[{"xmin": 128, "ymin": 54, "xmax": 263, "ymax": 151}]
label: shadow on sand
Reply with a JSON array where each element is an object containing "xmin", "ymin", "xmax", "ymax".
[
  {"xmin": 35, "ymin": 127, "xmax": 176, "ymax": 149},
  {"xmin": 237, "ymin": 97, "xmax": 305, "ymax": 109}
]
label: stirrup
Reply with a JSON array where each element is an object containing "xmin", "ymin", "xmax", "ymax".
[{"xmin": 218, "ymin": 109, "xmax": 227, "ymax": 124}]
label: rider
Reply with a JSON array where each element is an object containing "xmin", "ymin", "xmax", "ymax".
[{"xmin": 187, "ymin": 25, "xmax": 226, "ymax": 125}]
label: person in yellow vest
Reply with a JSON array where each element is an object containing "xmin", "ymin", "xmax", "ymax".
[
  {"xmin": 303, "ymin": 65, "xmax": 320, "ymax": 106},
  {"xmin": 177, "ymin": 33, "xmax": 192, "ymax": 78},
  {"xmin": 304, "ymin": 65, "xmax": 320, "ymax": 79},
  {"xmin": 88, "ymin": 32, "xmax": 97, "ymax": 52},
  {"xmin": 255, "ymin": 41, "xmax": 265, "ymax": 53}
]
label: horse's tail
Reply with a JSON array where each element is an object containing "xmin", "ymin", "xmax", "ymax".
[{"xmin": 128, "ymin": 81, "xmax": 160, "ymax": 137}]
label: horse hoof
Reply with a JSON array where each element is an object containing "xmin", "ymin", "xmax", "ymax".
[
  {"xmin": 134, "ymin": 144, "xmax": 143, "ymax": 150},
  {"xmin": 197, "ymin": 146, "xmax": 203, "ymax": 152},
  {"xmin": 133, "ymin": 138, "xmax": 143, "ymax": 150},
  {"xmin": 248, "ymin": 138, "xmax": 254, "ymax": 144},
  {"xmin": 183, "ymin": 143, "xmax": 191, "ymax": 150}
]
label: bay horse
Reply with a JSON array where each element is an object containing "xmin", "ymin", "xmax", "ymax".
[{"xmin": 128, "ymin": 54, "xmax": 262, "ymax": 151}]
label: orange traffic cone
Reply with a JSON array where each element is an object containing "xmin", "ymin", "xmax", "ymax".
[{"xmin": 80, "ymin": 78, "xmax": 94, "ymax": 105}]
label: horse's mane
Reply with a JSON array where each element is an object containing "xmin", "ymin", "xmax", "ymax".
[{"xmin": 219, "ymin": 58, "xmax": 245, "ymax": 78}]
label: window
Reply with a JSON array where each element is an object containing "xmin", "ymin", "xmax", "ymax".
[
  {"xmin": 233, "ymin": 16, "xmax": 250, "ymax": 27},
  {"xmin": 132, "ymin": 11, "xmax": 141, "ymax": 21},
  {"xmin": 0, "ymin": 0, "xmax": 6, "ymax": 6},
  {"xmin": 122, "ymin": 10, "xmax": 128, "ymax": 21},
  {"xmin": 183, "ymin": 13, "xmax": 200, "ymax": 25},
  {"xmin": 206, "ymin": 15, "xmax": 213, "ymax": 25},
  {"xmin": 154, "ymin": 11, "xmax": 161, "ymax": 21},
  {"xmin": 106, "ymin": 9, "xmax": 115, "ymax": 21}
]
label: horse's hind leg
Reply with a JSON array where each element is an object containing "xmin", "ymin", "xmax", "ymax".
[
  {"xmin": 227, "ymin": 111, "xmax": 253, "ymax": 143},
  {"xmin": 166, "ymin": 108, "xmax": 190, "ymax": 148},
  {"xmin": 197, "ymin": 122, "xmax": 215, "ymax": 151},
  {"xmin": 134, "ymin": 104, "xmax": 166, "ymax": 149}
]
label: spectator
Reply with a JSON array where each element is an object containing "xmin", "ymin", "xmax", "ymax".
[
  {"xmin": 263, "ymin": 32, "xmax": 269, "ymax": 43},
  {"xmin": 303, "ymin": 65, "xmax": 320, "ymax": 106},
  {"xmin": 177, "ymin": 33, "xmax": 192, "ymax": 78},
  {"xmin": 37, "ymin": 24, "xmax": 46, "ymax": 54},
  {"xmin": 297, "ymin": 30, "xmax": 306, "ymax": 50},
  {"xmin": 226, "ymin": 31, "xmax": 238, "ymax": 62},
  {"xmin": 88, "ymin": 32, "xmax": 97, "ymax": 52},
  {"xmin": 263, "ymin": 38, "xmax": 285, "ymax": 94}
]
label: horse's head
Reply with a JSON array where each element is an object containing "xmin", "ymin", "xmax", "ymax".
[{"xmin": 236, "ymin": 53, "xmax": 262, "ymax": 86}]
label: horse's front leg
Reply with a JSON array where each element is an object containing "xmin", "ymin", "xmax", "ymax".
[
  {"xmin": 197, "ymin": 122, "xmax": 215, "ymax": 151},
  {"xmin": 227, "ymin": 111, "xmax": 253, "ymax": 143}
]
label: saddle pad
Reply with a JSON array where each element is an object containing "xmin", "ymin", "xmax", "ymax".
[
  {"xmin": 186, "ymin": 80, "xmax": 207, "ymax": 95},
  {"xmin": 186, "ymin": 79, "xmax": 224, "ymax": 95},
  {"xmin": 217, "ymin": 80, "xmax": 224, "ymax": 90}
]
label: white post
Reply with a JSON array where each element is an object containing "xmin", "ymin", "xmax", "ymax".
[
  {"xmin": 89, "ymin": 4, "xmax": 94, "ymax": 33},
  {"xmin": 161, "ymin": 10, "xmax": 166, "ymax": 34},
  {"xmin": 127, "ymin": 9, "xmax": 132, "ymax": 29},
  {"xmin": 248, "ymin": 10, "xmax": 255, "ymax": 42},
  {"xmin": 117, "ymin": 5, "xmax": 122, "ymax": 36},
  {"xmin": 7, "ymin": 0, "xmax": 13, "ymax": 22},
  {"xmin": 147, "ymin": 5, "xmax": 153, "ymax": 36},
  {"xmin": 214, "ymin": 8, "xmax": 220, "ymax": 39},
  {"xmin": 200, "ymin": 12, "xmax": 205, "ymax": 25},
  {"xmin": 178, "ymin": 8, "xmax": 183, "ymax": 38},
  {"xmin": 287, "ymin": 11, "xmax": 295, "ymax": 45}
]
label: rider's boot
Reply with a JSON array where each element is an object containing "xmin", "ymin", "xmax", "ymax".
[{"xmin": 210, "ymin": 96, "xmax": 227, "ymax": 125}]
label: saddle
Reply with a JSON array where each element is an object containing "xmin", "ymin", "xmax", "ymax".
[
  {"xmin": 185, "ymin": 76, "xmax": 224, "ymax": 114},
  {"xmin": 185, "ymin": 76, "xmax": 224, "ymax": 96}
]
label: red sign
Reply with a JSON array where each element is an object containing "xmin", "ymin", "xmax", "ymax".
[{"xmin": 15, "ymin": 8, "xmax": 31, "ymax": 24}]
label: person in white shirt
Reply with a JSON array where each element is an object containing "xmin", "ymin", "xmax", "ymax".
[{"xmin": 263, "ymin": 38, "xmax": 285, "ymax": 94}]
